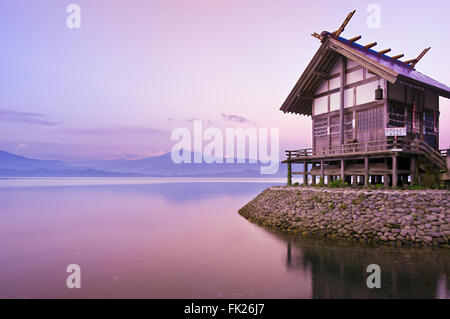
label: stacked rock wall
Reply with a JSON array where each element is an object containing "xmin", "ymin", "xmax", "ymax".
[{"xmin": 239, "ymin": 187, "xmax": 450, "ymax": 247}]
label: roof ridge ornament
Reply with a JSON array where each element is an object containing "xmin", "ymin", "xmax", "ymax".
[
  {"xmin": 332, "ymin": 10, "xmax": 356, "ymax": 37},
  {"xmin": 404, "ymin": 47, "xmax": 431, "ymax": 68},
  {"xmin": 310, "ymin": 11, "xmax": 430, "ymax": 69}
]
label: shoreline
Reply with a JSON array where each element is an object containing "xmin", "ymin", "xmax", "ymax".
[
  {"xmin": 238, "ymin": 186, "xmax": 450, "ymax": 248},
  {"xmin": 0, "ymin": 177, "xmax": 285, "ymax": 188}
]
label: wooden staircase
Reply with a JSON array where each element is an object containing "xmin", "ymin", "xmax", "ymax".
[{"xmin": 411, "ymin": 139, "xmax": 447, "ymax": 172}]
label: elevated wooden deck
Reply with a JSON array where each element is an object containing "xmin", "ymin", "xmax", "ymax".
[
  {"xmin": 285, "ymin": 138, "xmax": 446, "ymax": 169},
  {"xmin": 283, "ymin": 138, "xmax": 448, "ymax": 187}
]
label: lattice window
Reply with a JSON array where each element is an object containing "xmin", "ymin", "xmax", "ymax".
[
  {"xmin": 388, "ymin": 103, "xmax": 405, "ymax": 128},
  {"xmin": 357, "ymin": 106, "xmax": 383, "ymax": 132},
  {"xmin": 424, "ymin": 110, "xmax": 437, "ymax": 136}
]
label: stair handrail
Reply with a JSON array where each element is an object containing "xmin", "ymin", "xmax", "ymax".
[{"xmin": 412, "ymin": 139, "xmax": 446, "ymax": 170}]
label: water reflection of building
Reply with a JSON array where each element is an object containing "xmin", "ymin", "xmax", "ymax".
[
  {"xmin": 283, "ymin": 235, "xmax": 449, "ymax": 299},
  {"xmin": 436, "ymin": 275, "xmax": 449, "ymax": 299}
]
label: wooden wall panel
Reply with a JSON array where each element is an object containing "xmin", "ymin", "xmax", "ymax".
[{"xmin": 388, "ymin": 82, "xmax": 405, "ymax": 102}]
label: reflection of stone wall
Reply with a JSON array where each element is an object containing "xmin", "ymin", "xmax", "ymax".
[
  {"xmin": 238, "ymin": 187, "xmax": 450, "ymax": 247},
  {"xmin": 262, "ymin": 228, "xmax": 449, "ymax": 299},
  {"xmin": 295, "ymin": 238, "xmax": 449, "ymax": 298}
]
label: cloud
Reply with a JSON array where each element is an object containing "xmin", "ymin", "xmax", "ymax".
[
  {"xmin": 0, "ymin": 108, "xmax": 60, "ymax": 126},
  {"xmin": 221, "ymin": 113, "xmax": 255, "ymax": 124},
  {"xmin": 60, "ymin": 126, "xmax": 166, "ymax": 136},
  {"xmin": 186, "ymin": 118, "xmax": 214, "ymax": 125}
]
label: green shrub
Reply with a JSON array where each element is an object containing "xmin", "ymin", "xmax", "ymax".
[
  {"xmin": 431, "ymin": 183, "xmax": 446, "ymax": 190},
  {"xmin": 329, "ymin": 179, "xmax": 345, "ymax": 188},
  {"xmin": 409, "ymin": 183, "xmax": 424, "ymax": 190}
]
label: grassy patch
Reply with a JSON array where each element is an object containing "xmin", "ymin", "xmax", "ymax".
[{"xmin": 329, "ymin": 179, "xmax": 348, "ymax": 188}]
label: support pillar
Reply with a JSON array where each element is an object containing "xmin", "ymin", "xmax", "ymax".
[
  {"xmin": 339, "ymin": 56, "xmax": 346, "ymax": 145},
  {"xmin": 303, "ymin": 161, "xmax": 307, "ymax": 186},
  {"xmin": 384, "ymin": 175, "xmax": 389, "ymax": 187},
  {"xmin": 364, "ymin": 157, "xmax": 369, "ymax": 186},
  {"xmin": 287, "ymin": 162, "xmax": 292, "ymax": 186},
  {"xmin": 410, "ymin": 156, "xmax": 418, "ymax": 184},
  {"xmin": 340, "ymin": 159, "xmax": 345, "ymax": 181},
  {"xmin": 320, "ymin": 160, "xmax": 325, "ymax": 185},
  {"xmin": 392, "ymin": 155, "xmax": 398, "ymax": 187}
]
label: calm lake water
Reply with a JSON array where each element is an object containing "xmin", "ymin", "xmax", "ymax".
[{"xmin": 0, "ymin": 178, "xmax": 448, "ymax": 299}]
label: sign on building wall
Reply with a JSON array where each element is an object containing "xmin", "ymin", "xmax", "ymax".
[{"xmin": 385, "ymin": 127, "xmax": 407, "ymax": 137}]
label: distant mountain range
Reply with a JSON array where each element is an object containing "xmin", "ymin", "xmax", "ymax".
[{"xmin": 0, "ymin": 150, "xmax": 287, "ymax": 178}]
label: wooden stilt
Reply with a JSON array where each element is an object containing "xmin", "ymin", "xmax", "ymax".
[
  {"xmin": 364, "ymin": 157, "xmax": 369, "ymax": 186},
  {"xmin": 320, "ymin": 160, "xmax": 325, "ymax": 185},
  {"xmin": 340, "ymin": 159, "xmax": 345, "ymax": 181},
  {"xmin": 287, "ymin": 162, "xmax": 292, "ymax": 186},
  {"xmin": 303, "ymin": 161, "xmax": 307, "ymax": 185},
  {"xmin": 410, "ymin": 156, "xmax": 418, "ymax": 184},
  {"xmin": 392, "ymin": 156, "xmax": 398, "ymax": 187}
]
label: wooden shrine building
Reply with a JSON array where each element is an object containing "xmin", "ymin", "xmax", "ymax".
[{"xmin": 281, "ymin": 11, "xmax": 450, "ymax": 187}]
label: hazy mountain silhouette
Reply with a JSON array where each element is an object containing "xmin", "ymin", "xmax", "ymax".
[
  {"xmin": 0, "ymin": 150, "xmax": 287, "ymax": 177},
  {"xmin": 0, "ymin": 151, "xmax": 68, "ymax": 170}
]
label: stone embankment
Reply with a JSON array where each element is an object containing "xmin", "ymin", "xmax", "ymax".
[{"xmin": 238, "ymin": 187, "xmax": 450, "ymax": 247}]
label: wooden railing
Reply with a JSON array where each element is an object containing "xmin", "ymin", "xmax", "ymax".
[
  {"xmin": 286, "ymin": 138, "xmax": 447, "ymax": 171},
  {"xmin": 286, "ymin": 138, "xmax": 411, "ymax": 159}
]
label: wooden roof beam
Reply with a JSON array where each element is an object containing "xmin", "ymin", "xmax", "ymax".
[
  {"xmin": 313, "ymin": 70, "xmax": 330, "ymax": 79},
  {"xmin": 348, "ymin": 35, "xmax": 361, "ymax": 43},
  {"xmin": 404, "ymin": 58, "xmax": 417, "ymax": 64},
  {"xmin": 297, "ymin": 93, "xmax": 314, "ymax": 100},
  {"xmin": 391, "ymin": 54, "xmax": 404, "ymax": 60},
  {"xmin": 364, "ymin": 42, "xmax": 377, "ymax": 49},
  {"xmin": 332, "ymin": 10, "xmax": 356, "ymax": 37},
  {"xmin": 378, "ymin": 48, "xmax": 391, "ymax": 55}
]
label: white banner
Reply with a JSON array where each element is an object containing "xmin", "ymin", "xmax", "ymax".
[{"xmin": 385, "ymin": 127, "xmax": 407, "ymax": 137}]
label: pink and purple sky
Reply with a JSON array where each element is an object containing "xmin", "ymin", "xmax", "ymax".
[{"xmin": 0, "ymin": 0, "xmax": 449, "ymax": 161}]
